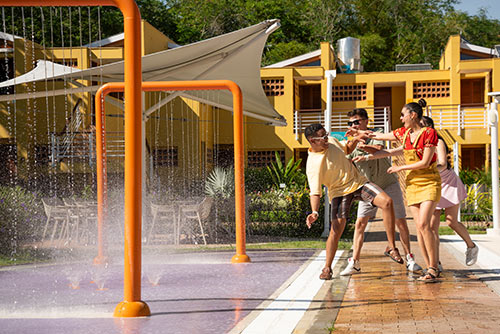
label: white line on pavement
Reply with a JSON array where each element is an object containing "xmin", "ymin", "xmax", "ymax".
[{"xmin": 241, "ymin": 250, "xmax": 343, "ymax": 334}]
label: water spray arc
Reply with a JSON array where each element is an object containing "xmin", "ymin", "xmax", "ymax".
[{"xmin": 0, "ymin": 0, "xmax": 147, "ymax": 317}]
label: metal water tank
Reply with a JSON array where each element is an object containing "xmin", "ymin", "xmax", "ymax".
[{"xmin": 336, "ymin": 37, "xmax": 361, "ymax": 72}]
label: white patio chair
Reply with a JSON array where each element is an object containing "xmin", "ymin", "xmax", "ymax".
[
  {"xmin": 41, "ymin": 197, "xmax": 69, "ymax": 243},
  {"xmin": 178, "ymin": 196, "xmax": 213, "ymax": 245},
  {"xmin": 148, "ymin": 202, "xmax": 178, "ymax": 245},
  {"xmin": 74, "ymin": 199, "xmax": 98, "ymax": 244}
]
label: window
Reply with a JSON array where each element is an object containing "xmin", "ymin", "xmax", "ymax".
[
  {"xmin": 35, "ymin": 145, "xmax": 51, "ymax": 164},
  {"xmin": 332, "ymin": 84, "xmax": 366, "ymax": 102},
  {"xmin": 461, "ymin": 79, "xmax": 484, "ymax": 106},
  {"xmin": 247, "ymin": 150, "xmax": 284, "ymax": 168},
  {"xmin": 54, "ymin": 59, "xmax": 78, "ymax": 67},
  {"xmin": 299, "ymin": 85, "xmax": 321, "ymax": 110},
  {"xmin": 413, "ymin": 81, "xmax": 450, "ymax": 99},
  {"xmin": 262, "ymin": 78, "xmax": 285, "ymax": 96},
  {"xmin": 153, "ymin": 147, "xmax": 178, "ymax": 167}
]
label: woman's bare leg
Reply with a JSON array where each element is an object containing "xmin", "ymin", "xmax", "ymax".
[
  {"xmin": 410, "ymin": 201, "xmax": 438, "ymax": 269},
  {"xmin": 445, "ymin": 204, "xmax": 475, "ymax": 248}
]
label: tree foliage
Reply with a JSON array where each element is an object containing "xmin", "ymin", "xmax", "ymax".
[{"xmin": 2, "ymin": 1, "xmax": 500, "ymax": 71}]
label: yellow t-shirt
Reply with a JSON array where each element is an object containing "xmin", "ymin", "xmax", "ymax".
[{"xmin": 306, "ymin": 137, "xmax": 367, "ymax": 199}]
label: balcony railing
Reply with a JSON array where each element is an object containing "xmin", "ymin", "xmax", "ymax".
[
  {"xmin": 294, "ymin": 107, "xmax": 391, "ymax": 140},
  {"xmin": 425, "ymin": 104, "xmax": 489, "ymax": 135},
  {"xmin": 50, "ymin": 131, "xmax": 125, "ymax": 166},
  {"xmin": 294, "ymin": 104, "xmax": 491, "ymax": 140}
]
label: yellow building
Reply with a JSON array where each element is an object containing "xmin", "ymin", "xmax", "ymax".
[
  {"xmin": 259, "ymin": 35, "xmax": 500, "ymax": 171},
  {"xmin": 0, "ymin": 21, "xmax": 231, "ymax": 191},
  {"xmin": 1, "ymin": 21, "xmax": 499, "ymax": 193}
]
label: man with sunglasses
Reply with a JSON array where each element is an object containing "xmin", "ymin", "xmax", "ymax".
[
  {"xmin": 304, "ymin": 123, "xmax": 398, "ymax": 280},
  {"xmin": 341, "ymin": 108, "xmax": 422, "ymax": 276}
]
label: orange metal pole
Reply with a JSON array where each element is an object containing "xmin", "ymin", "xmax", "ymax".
[
  {"xmin": 0, "ymin": 0, "xmax": 149, "ymax": 317},
  {"xmin": 93, "ymin": 88, "xmax": 110, "ymax": 266},
  {"xmin": 95, "ymin": 81, "xmax": 250, "ymax": 265}
]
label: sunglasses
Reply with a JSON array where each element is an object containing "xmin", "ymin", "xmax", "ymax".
[
  {"xmin": 310, "ymin": 135, "xmax": 328, "ymax": 141},
  {"xmin": 347, "ymin": 119, "xmax": 365, "ymax": 126}
]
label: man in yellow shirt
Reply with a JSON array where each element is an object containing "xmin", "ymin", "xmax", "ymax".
[{"xmin": 305, "ymin": 123, "xmax": 398, "ymax": 280}]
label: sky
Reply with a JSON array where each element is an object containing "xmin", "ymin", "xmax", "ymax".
[{"xmin": 453, "ymin": 0, "xmax": 500, "ymax": 21}]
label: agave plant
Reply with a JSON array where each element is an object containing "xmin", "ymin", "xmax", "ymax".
[
  {"xmin": 205, "ymin": 166, "xmax": 234, "ymax": 199},
  {"xmin": 266, "ymin": 151, "xmax": 303, "ymax": 189}
]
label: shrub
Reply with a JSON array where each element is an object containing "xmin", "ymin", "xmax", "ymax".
[
  {"xmin": 266, "ymin": 152, "xmax": 306, "ymax": 190},
  {"xmin": 0, "ymin": 185, "xmax": 44, "ymax": 256},
  {"xmin": 247, "ymin": 188, "xmax": 324, "ymax": 237},
  {"xmin": 245, "ymin": 167, "xmax": 273, "ymax": 193},
  {"xmin": 461, "ymin": 183, "xmax": 492, "ymax": 222}
]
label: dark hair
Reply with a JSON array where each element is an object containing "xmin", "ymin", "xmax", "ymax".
[
  {"xmin": 421, "ymin": 115, "xmax": 434, "ymax": 128},
  {"xmin": 421, "ymin": 115, "xmax": 451, "ymax": 169},
  {"xmin": 404, "ymin": 98, "xmax": 427, "ymax": 119},
  {"xmin": 305, "ymin": 123, "xmax": 324, "ymax": 140},
  {"xmin": 347, "ymin": 108, "xmax": 368, "ymax": 119}
]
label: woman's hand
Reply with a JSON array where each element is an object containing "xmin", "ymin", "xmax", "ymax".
[
  {"xmin": 387, "ymin": 165, "xmax": 402, "ymax": 174},
  {"xmin": 346, "ymin": 128, "xmax": 373, "ymax": 139}
]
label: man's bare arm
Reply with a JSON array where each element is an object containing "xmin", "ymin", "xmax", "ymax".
[{"xmin": 306, "ymin": 194, "xmax": 321, "ymax": 229}]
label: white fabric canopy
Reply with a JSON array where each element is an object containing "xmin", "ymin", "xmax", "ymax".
[{"xmin": 0, "ymin": 20, "xmax": 286, "ymax": 126}]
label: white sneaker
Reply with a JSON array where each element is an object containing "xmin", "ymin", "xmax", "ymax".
[
  {"xmin": 466, "ymin": 243, "xmax": 479, "ymax": 266},
  {"xmin": 406, "ymin": 253, "xmax": 422, "ymax": 272},
  {"xmin": 340, "ymin": 257, "xmax": 361, "ymax": 276}
]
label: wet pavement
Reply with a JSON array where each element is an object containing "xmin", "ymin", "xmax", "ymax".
[
  {"xmin": 0, "ymin": 249, "xmax": 315, "ymax": 334},
  {"xmin": 303, "ymin": 220, "xmax": 500, "ymax": 334}
]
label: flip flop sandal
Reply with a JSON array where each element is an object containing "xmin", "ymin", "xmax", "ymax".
[
  {"xmin": 319, "ymin": 267, "xmax": 333, "ymax": 280},
  {"xmin": 385, "ymin": 247, "xmax": 404, "ymax": 264}
]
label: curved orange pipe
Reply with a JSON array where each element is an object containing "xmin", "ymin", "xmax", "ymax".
[
  {"xmin": 0, "ymin": 0, "xmax": 148, "ymax": 317},
  {"xmin": 95, "ymin": 81, "xmax": 250, "ymax": 267}
]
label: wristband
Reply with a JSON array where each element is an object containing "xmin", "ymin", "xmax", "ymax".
[{"xmin": 312, "ymin": 211, "xmax": 319, "ymax": 216}]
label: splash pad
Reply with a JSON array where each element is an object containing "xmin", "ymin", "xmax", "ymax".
[{"xmin": 0, "ymin": 0, "xmax": 250, "ymax": 319}]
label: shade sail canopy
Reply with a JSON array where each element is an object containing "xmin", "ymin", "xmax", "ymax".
[{"xmin": 0, "ymin": 20, "xmax": 286, "ymax": 126}]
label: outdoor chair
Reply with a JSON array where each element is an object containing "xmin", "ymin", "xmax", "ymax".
[
  {"xmin": 73, "ymin": 199, "xmax": 98, "ymax": 244},
  {"xmin": 178, "ymin": 196, "xmax": 213, "ymax": 245},
  {"xmin": 41, "ymin": 197, "xmax": 70, "ymax": 243},
  {"xmin": 147, "ymin": 202, "xmax": 178, "ymax": 245}
]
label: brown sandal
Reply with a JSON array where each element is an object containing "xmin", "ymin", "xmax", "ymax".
[
  {"xmin": 319, "ymin": 267, "xmax": 333, "ymax": 280},
  {"xmin": 384, "ymin": 247, "xmax": 404, "ymax": 264},
  {"xmin": 417, "ymin": 267, "xmax": 438, "ymax": 283}
]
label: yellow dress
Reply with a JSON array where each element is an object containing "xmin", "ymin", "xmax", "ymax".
[{"xmin": 402, "ymin": 128, "xmax": 441, "ymax": 206}]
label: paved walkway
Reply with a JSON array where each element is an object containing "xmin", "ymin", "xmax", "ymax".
[{"xmin": 300, "ymin": 220, "xmax": 500, "ymax": 334}]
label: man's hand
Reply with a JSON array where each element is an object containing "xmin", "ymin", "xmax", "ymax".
[
  {"xmin": 357, "ymin": 143, "xmax": 367, "ymax": 151},
  {"xmin": 352, "ymin": 155, "xmax": 366, "ymax": 163},
  {"xmin": 306, "ymin": 213, "xmax": 318, "ymax": 229}
]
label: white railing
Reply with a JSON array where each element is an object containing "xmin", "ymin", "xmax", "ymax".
[
  {"xmin": 426, "ymin": 104, "xmax": 489, "ymax": 135},
  {"xmin": 294, "ymin": 107, "xmax": 391, "ymax": 140}
]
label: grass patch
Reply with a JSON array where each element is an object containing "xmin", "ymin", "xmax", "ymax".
[
  {"xmin": 0, "ymin": 248, "xmax": 52, "ymax": 266},
  {"xmin": 247, "ymin": 239, "xmax": 351, "ymax": 250},
  {"xmin": 193, "ymin": 239, "xmax": 352, "ymax": 251},
  {"xmin": 438, "ymin": 226, "xmax": 486, "ymax": 235}
]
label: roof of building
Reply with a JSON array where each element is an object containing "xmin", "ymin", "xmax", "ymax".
[{"xmin": 264, "ymin": 49, "xmax": 321, "ymax": 68}]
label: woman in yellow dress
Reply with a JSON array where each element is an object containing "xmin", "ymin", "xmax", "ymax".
[{"xmin": 349, "ymin": 99, "xmax": 441, "ymax": 282}]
